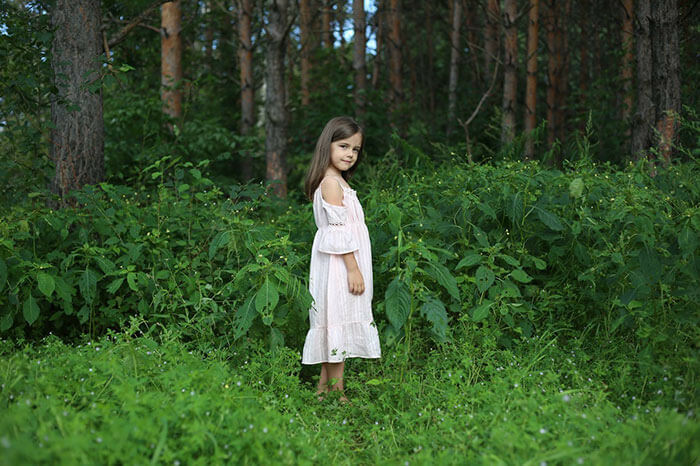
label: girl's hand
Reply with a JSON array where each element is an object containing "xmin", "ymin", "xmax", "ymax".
[{"xmin": 347, "ymin": 267, "xmax": 365, "ymax": 295}]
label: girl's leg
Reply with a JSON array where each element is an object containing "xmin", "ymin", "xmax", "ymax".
[
  {"xmin": 317, "ymin": 364, "xmax": 329, "ymax": 396},
  {"xmin": 325, "ymin": 362, "xmax": 348, "ymax": 401}
]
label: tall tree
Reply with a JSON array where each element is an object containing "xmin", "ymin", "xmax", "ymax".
[
  {"xmin": 353, "ymin": 0, "xmax": 367, "ymax": 117},
  {"xmin": 264, "ymin": 0, "xmax": 289, "ymax": 197},
  {"xmin": 524, "ymin": 0, "xmax": 539, "ymax": 159},
  {"xmin": 651, "ymin": 0, "xmax": 680, "ymax": 165},
  {"xmin": 386, "ymin": 0, "xmax": 402, "ymax": 115},
  {"xmin": 238, "ymin": 0, "xmax": 255, "ymax": 179},
  {"xmin": 371, "ymin": 3, "xmax": 384, "ymax": 89},
  {"xmin": 322, "ymin": 0, "xmax": 333, "ymax": 47},
  {"xmin": 161, "ymin": 1, "xmax": 183, "ymax": 122},
  {"xmin": 300, "ymin": 0, "xmax": 313, "ymax": 106},
  {"xmin": 50, "ymin": 0, "xmax": 104, "ymax": 203},
  {"xmin": 447, "ymin": 0, "xmax": 462, "ymax": 136},
  {"xmin": 544, "ymin": 0, "xmax": 570, "ymax": 153},
  {"xmin": 501, "ymin": 0, "xmax": 518, "ymax": 144},
  {"xmin": 633, "ymin": 0, "xmax": 681, "ymax": 165},
  {"xmin": 483, "ymin": 0, "xmax": 500, "ymax": 84},
  {"xmin": 620, "ymin": 0, "xmax": 634, "ymax": 140}
]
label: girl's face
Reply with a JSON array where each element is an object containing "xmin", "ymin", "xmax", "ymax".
[{"xmin": 328, "ymin": 132, "xmax": 362, "ymax": 174}]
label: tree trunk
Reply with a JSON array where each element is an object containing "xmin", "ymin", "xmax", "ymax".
[
  {"xmin": 322, "ymin": 0, "xmax": 333, "ymax": 47},
  {"xmin": 50, "ymin": 0, "xmax": 104, "ymax": 204},
  {"xmin": 524, "ymin": 0, "xmax": 539, "ymax": 159},
  {"xmin": 501, "ymin": 0, "xmax": 518, "ymax": 145},
  {"xmin": 632, "ymin": 0, "xmax": 654, "ymax": 159},
  {"xmin": 484, "ymin": 0, "xmax": 500, "ymax": 84},
  {"xmin": 300, "ymin": 0, "xmax": 313, "ymax": 106},
  {"xmin": 447, "ymin": 0, "xmax": 462, "ymax": 137},
  {"xmin": 579, "ymin": 0, "xmax": 589, "ymax": 107},
  {"xmin": 386, "ymin": 0, "xmax": 402, "ymax": 115},
  {"xmin": 353, "ymin": 0, "xmax": 367, "ymax": 117},
  {"xmin": 464, "ymin": 0, "xmax": 480, "ymax": 83},
  {"xmin": 425, "ymin": 1, "xmax": 435, "ymax": 113},
  {"xmin": 265, "ymin": 0, "xmax": 289, "ymax": 198},
  {"xmin": 544, "ymin": 0, "xmax": 567, "ymax": 152},
  {"xmin": 371, "ymin": 4, "xmax": 383, "ymax": 89},
  {"xmin": 621, "ymin": 0, "xmax": 634, "ymax": 142},
  {"xmin": 161, "ymin": 1, "xmax": 183, "ymax": 122},
  {"xmin": 651, "ymin": 0, "xmax": 681, "ymax": 166},
  {"xmin": 238, "ymin": 0, "xmax": 255, "ymax": 180}
]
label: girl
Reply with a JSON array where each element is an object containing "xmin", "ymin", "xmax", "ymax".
[{"xmin": 301, "ymin": 116, "xmax": 381, "ymax": 402}]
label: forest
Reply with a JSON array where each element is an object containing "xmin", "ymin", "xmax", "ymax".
[{"xmin": 0, "ymin": 0, "xmax": 699, "ymax": 463}]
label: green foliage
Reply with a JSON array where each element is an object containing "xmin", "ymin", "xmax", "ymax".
[{"xmin": 0, "ymin": 322, "xmax": 697, "ymax": 464}]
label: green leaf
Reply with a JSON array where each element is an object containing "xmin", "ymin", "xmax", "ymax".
[
  {"xmin": 387, "ymin": 204, "xmax": 402, "ymax": 233},
  {"xmin": 37, "ymin": 272, "xmax": 55, "ymax": 298},
  {"xmin": 94, "ymin": 256, "xmax": 116, "ymax": 275},
  {"xmin": 79, "ymin": 268, "xmax": 99, "ymax": 303},
  {"xmin": 508, "ymin": 192, "xmax": 523, "ymax": 225},
  {"xmin": 510, "ymin": 269, "xmax": 533, "ymax": 283},
  {"xmin": 177, "ymin": 183, "xmax": 190, "ymax": 193},
  {"xmin": 0, "ymin": 258, "xmax": 6, "ymax": 292},
  {"xmin": 384, "ymin": 277, "xmax": 410, "ymax": 330},
  {"xmin": 477, "ymin": 202, "xmax": 497, "ymax": 220},
  {"xmin": 255, "ymin": 278, "xmax": 279, "ymax": 314},
  {"xmin": 536, "ymin": 208, "xmax": 564, "ymax": 231},
  {"xmin": 107, "ymin": 277, "xmax": 124, "ymax": 294},
  {"xmin": 475, "ymin": 266, "xmax": 495, "ymax": 293},
  {"xmin": 424, "ymin": 262, "xmax": 459, "ymax": 301},
  {"xmin": 533, "ymin": 258, "xmax": 547, "ymax": 270},
  {"xmin": 473, "ymin": 226, "xmax": 490, "ymax": 248},
  {"xmin": 23, "ymin": 294, "xmax": 40, "ymax": 325},
  {"xmin": 678, "ymin": 226, "xmax": 698, "ymax": 255},
  {"xmin": 569, "ymin": 178, "xmax": 584, "ymax": 198},
  {"xmin": 54, "ymin": 276, "xmax": 73, "ymax": 303},
  {"xmin": 233, "ymin": 296, "xmax": 257, "ymax": 339},
  {"xmin": 456, "ymin": 252, "xmax": 481, "ymax": 269},
  {"xmin": 209, "ymin": 231, "xmax": 231, "ymax": 260},
  {"xmin": 420, "ymin": 297, "xmax": 448, "ymax": 341},
  {"xmin": 471, "ymin": 300, "xmax": 493, "ymax": 322},
  {"xmin": 1, "ymin": 313, "xmax": 13, "ymax": 331},
  {"xmin": 269, "ymin": 327, "xmax": 284, "ymax": 350},
  {"xmin": 127, "ymin": 272, "xmax": 139, "ymax": 291},
  {"xmin": 498, "ymin": 254, "xmax": 520, "ymax": 267}
]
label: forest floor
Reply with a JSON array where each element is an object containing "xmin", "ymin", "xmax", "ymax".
[{"xmin": 1, "ymin": 320, "xmax": 697, "ymax": 465}]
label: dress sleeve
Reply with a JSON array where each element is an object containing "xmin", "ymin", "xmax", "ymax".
[{"xmin": 317, "ymin": 201, "xmax": 360, "ymax": 255}]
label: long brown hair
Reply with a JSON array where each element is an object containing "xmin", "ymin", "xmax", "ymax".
[{"xmin": 304, "ymin": 116, "xmax": 364, "ymax": 201}]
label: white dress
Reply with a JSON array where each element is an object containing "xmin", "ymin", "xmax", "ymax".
[{"xmin": 301, "ymin": 177, "xmax": 382, "ymax": 364}]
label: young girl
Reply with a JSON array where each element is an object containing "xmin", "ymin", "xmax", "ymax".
[{"xmin": 301, "ymin": 116, "xmax": 381, "ymax": 401}]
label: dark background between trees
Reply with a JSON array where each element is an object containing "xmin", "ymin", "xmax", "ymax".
[{"xmin": 0, "ymin": 0, "xmax": 698, "ymax": 203}]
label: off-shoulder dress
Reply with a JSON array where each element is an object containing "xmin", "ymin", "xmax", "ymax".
[{"xmin": 301, "ymin": 177, "xmax": 382, "ymax": 364}]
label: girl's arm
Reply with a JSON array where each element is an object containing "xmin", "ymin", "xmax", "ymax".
[{"xmin": 321, "ymin": 178, "xmax": 365, "ymax": 295}]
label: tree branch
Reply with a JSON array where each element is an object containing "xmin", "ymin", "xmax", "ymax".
[{"xmin": 106, "ymin": 0, "xmax": 170, "ymax": 49}]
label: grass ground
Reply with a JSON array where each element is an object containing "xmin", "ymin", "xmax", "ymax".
[{"xmin": 1, "ymin": 318, "xmax": 697, "ymax": 465}]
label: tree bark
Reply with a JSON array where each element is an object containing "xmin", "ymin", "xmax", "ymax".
[
  {"xmin": 651, "ymin": 0, "xmax": 681, "ymax": 165},
  {"xmin": 484, "ymin": 0, "xmax": 500, "ymax": 84},
  {"xmin": 544, "ymin": 0, "xmax": 569, "ymax": 153},
  {"xmin": 386, "ymin": 0, "xmax": 402, "ymax": 115},
  {"xmin": 621, "ymin": 0, "xmax": 634, "ymax": 141},
  {"xmin": 579, "ymin": 0, "xmax": 589, "ymax": 106},
  {"xmin": 447, "ymin": 0, "xmax": 462, "ymax": 137},
  {"xmin": 300, "ymin": 0, "xmax": 313, "ymax": 106},
  {"xmin": 371, "ymin": 4, "xmax": 383, "ymax": 89},
  {"xmin": 524, "ymin": 0, "xmax": 539, "ymax": 159},
  {"xmin": 161, "ymin": 1, "xmax": 183, "ymax": 122},
  {"xmin": 50, "ymin": 0, "xmax": 104, "ymax": 204},
  {"xmin": 353, "ymin": 0, "xmax": 367, "ymax": 117},
  {"xmin": 238, "ymin": 0, "xmax": 255, "ymax": 180},
  {"xmin": 632, "ymin": 0, "xmax": 654, "ymax": 159},
  {"xmin": 322, "ymin": 0, "xmax": 333, "ymax": 47},
  {"xmin": 501, "ymin": 0, "xmax": 518, "ymax": 145},
  {"xmin": 265, "ymin": 0, "xmax": 289, "ymax": 198},
  {"xmin": 425, "ymin": 1, "xmax": 435, "ymax": 113}
]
